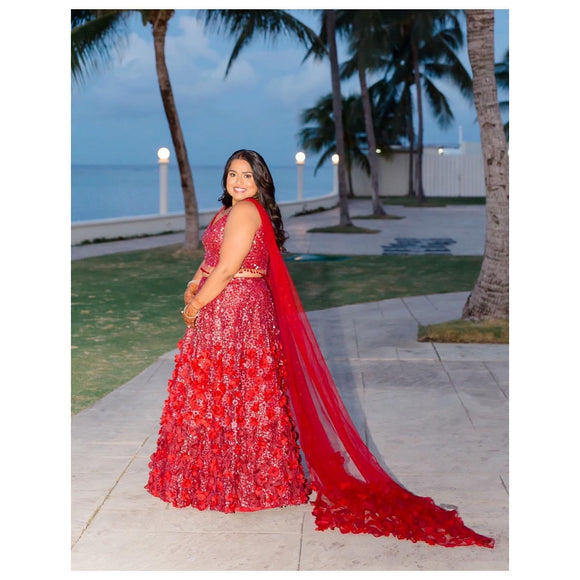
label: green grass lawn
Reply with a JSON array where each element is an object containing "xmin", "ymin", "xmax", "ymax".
[
  {"xmin": 71, "ymin": 246, "xmax": 484, "ymax": 414},
  {"xmin": 418, "ymin": 318, "xmax": 509, "ymax": 344}
]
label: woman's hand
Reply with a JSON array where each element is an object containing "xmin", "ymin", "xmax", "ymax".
[
  {"xmin": 183, "ymin": 280, "xmax": 199, "ymax": 305},
  {"xmin": 181, "ymin": 298, "xmax": 202, "ymax": 327}
]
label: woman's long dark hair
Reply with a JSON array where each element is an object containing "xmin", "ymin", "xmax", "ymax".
[{"xmin": 219, "ymin": 149, "xmax": 289, "ymax": 251}]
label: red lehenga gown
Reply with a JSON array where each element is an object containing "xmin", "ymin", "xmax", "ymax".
[
  {"xmin": 146, "ymin": 210, "xmax": 311, "ymax": 512},
  {"xmin": 146, "ymin": 199, "xmax": 495, "ymax": 548}
]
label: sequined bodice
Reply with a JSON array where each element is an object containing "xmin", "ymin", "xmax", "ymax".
[{"xmin": 201, "ymin": 210, "xmax": 269, "ymax": 273}]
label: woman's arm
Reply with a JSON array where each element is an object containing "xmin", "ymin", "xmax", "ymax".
[
  {"xmin": 183, "ymin": 260, "xmax": 206, "ymax": 304},
  {"xmin": 183, "ymin": 201, "xmax": 261, "ymax": 323}
]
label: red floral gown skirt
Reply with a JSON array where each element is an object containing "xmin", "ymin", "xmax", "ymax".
[{"xmin": 145, "ymin": 275, "xmax": 311, "ymax": 512}]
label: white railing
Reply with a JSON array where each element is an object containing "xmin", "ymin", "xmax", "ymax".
[{"xmin": 71, "ymin": 191, "xmax": 338, "ymax": 246}]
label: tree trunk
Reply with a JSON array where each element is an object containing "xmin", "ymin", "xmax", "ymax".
[
  {"xmin": 325, "ymin": 9, "xmax": 352, "ymax": 226},
  {"xmin": 407, "ymin": 98, "xmax": 416, "ymax": 197},
  {"xmin": 358, "ymin": 63, "xmax": 385, "ymax": 215},
  {"xmin": 462, "ymin": 10, "xmax": 509, "ymax": 320},
  {"xmin": 411, "ymin": 39, "xmax": 426, "ymax": 203},
  {"xmin": 346, "ymin": 165, "xmax": 354, "ymax": 196},
  {"xmin": 149, "ymin": 10, "xmax": 200, "ymax": 250},
  {"xmin": 408, "ymin": 147, "xmax": 415, "ymax": 197}
]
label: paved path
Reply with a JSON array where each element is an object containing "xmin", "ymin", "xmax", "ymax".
[
  {"xmin": 71, "ymin": 200, "xmax": 508, "ymax": 570},
  {"xmin": 71, "ymin": 199, "xmax": 486, "ymax": 260}
]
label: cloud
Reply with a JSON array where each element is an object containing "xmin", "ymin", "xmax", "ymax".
[
  {"xmin": 263, "ymin": 54, "xmax": 362, "ymax": 107},
  {"xmin": 260, "ymin": 52, "xmax": 324, "ymax": 103},
  {"xmin": 115, "ymin": 30, "xmax": 155, "ymax": 79},
  {"xmin": 173, "ymin": 52, "xmax": 258, "ymax": 101},
  {"xmin": 165, "ymin": 14, "xmax": 222, "ymax": 66}
]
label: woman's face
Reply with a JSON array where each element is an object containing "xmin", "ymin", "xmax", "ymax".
[{"xmin": 226, "ymin": 158, "xmax": 259, "ymax": 205}]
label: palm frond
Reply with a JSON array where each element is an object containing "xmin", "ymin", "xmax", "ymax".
[
  {"xmin": 423, "ymin": 77, "xmax": 454, "ymax": 128},
  {"xmin": 71, "ymin": 9, "xmax": 132, "ymax": 86},
  {"xmin": 201, "ymin": 10, "xmax": 322, "ymax": 76},
  {"xmin": 495, "ymin": 49, "xmax": 509, "ymax": 90}
]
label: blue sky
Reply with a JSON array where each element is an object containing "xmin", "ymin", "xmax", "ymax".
[{"xmin": 71, "ymin": 8, "xmax": 509, "ymax": 168}]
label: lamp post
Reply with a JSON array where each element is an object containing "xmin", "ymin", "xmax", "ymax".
[
  {"xmin": 295, "ymin": 151, "xmax": 306, "ymax": 201},
  {"xmin": 157, "ymin": 147, "xmax": 170, "ymax": 214},
  {"xmin": 331, "ymin": 153, "xmax": 339, "ymax": 195}
]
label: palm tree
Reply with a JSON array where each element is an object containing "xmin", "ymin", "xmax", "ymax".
[
  {"xmin": 323, "ymin": 9, "xmax": 353, "ymax": 226},
  {"xmin": 296, "ymin": 10, "xmax": 353, "ymax": 225},
  {"xmin": 298, "ymin": 93, "xmax": 370, "ymax": 195},
  {"xmin": 376, "ymin": 10, "xmax": 473, "ymax": 203},
  {"xmin": 72, "ymin": 9, "xmax": 201, "ymax": 250},
  {"xmin": 461, "ymin": 10, "xmax": 509, "ymax": 320},
  {"xmin": 337, "ymin": 10, "xmax": 388, "ymax": 216},
  {"xmin": 149, "ymin": 10, "xmax": 201, "ymax": 251}
]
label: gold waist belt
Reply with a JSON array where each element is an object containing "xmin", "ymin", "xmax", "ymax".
[{"xmin": 200, "ymin": 265, "xmax": 266, "ymax": 278}]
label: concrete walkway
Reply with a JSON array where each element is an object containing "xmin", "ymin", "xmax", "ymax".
[
  {"xmin": 71, "ymin": 201, "xmax": 508, "ymax": 570},
  {"xmin": 71, "ymin": 199, "xmax": 486, "ymax": 260}
]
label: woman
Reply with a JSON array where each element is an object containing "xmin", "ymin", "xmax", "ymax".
[{"xmin": 146, "ymin": 150, "xmax": 494, "ymax": 548}]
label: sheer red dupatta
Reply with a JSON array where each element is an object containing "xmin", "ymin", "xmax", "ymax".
[{"xmin": 248, "ymin": 199, "xmax": 494, "ymax": 548}]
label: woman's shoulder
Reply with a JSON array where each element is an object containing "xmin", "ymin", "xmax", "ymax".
[{"xmin": 229, "ymin": 199, "xmax": 262, "ymax": 226}]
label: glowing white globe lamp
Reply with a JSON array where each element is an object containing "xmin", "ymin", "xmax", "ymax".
[{"xmin": 158, "ymin": 147, "xmax": 170, "ymax": 162}]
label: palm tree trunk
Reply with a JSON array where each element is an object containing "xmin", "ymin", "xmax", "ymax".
[
  {"xmin": 462, "ymin": 10, "xmax": 509, "ymax": 320},
  {"xmin": 408, "ymin": 147, "xmax": 415, "ymax": 196},
  {"xmin": 358, "ymin": 63, "xmax": 385, "ymax": 215},
  {"xmin": 347, "ymin": 164, "xmax": 354, "ymax": 196},
  {"xmin": 325, "ymin": 9, "xmax": 352, "ymax": 226},
  {"xmin": 407, "ymin": 96, "xmax": 416, "ymax": 197},
  {"xmin": 407, "ymin": 90, "xmax": 417, "ymax": 197},
  {"xmin": 411, "ymin": 39, "xmax": 426, "ymax": 203},
  {"xmin": 149, "ymin": 10, "xmax": 200, "ymax": 251}
]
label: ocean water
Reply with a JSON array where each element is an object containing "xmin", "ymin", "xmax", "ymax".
[{"xmin": 71, "ymin": 164, "xmax": 334, "ymax": 222}]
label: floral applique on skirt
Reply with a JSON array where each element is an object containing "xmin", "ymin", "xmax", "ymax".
[{"xmin": 146, "ymin": 276, "xmax": 311, "ymax": 512}]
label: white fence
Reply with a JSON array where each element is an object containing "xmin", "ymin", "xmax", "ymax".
[{"xmin": 351, "ymin": 141, "xmax": 486, "ymax": 198}]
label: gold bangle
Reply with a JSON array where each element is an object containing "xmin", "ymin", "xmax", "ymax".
[
  {"xmin": 181, "ymin": 299, "xmax": 202, "ymax": 319},
  {"xmin": 182, "ymin": 311, "xmax": 199, "ymax": 327}
]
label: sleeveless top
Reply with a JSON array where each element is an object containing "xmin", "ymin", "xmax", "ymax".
[{"xmin": 201, "ymin": 209, "xmax": 269, "ymax": 275}]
